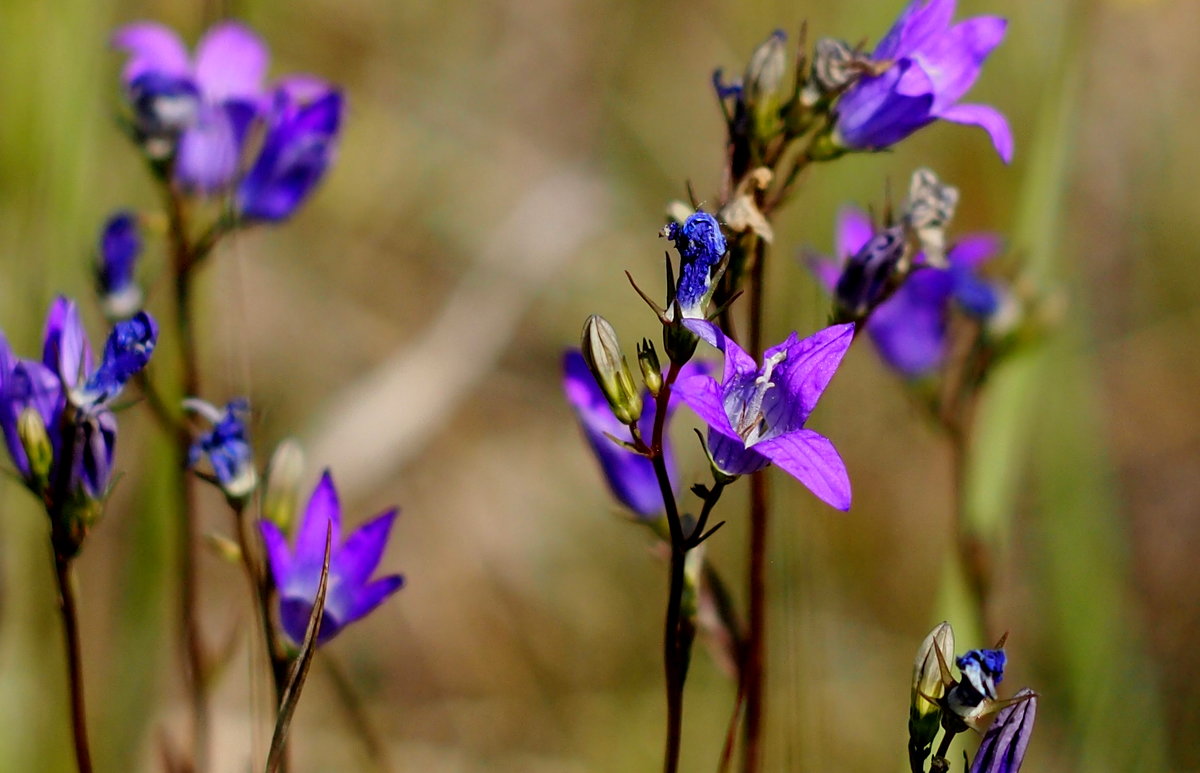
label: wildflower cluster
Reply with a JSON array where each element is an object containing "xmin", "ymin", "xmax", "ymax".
[{"xmin": 561, "ymin": 2, "xmax": 1046, "ymax": 771}]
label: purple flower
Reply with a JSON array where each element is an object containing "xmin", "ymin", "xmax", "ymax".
[
  {"xmin": 810, "ymin": 206, "xmax": 1002, "ymax": 377},
  {"xmin": 259, "ymin": 471, "xmax": 404, "ymax": 645},
  {"xmin": 0, "ymin": 298, "xmax": 157, "ymax": 508},
  {"xmin": 235, "ymin": 88, "xmax": 343, "ymax": 222},
  {"xmin": 187, "ymin": 397, "xmax": 257, "ymax": 500},
  {"xmin": 113, "ymin": 21, "xmax": 270, "ymax": 189},
  {"xmin": 832, "ymin": 0, "xmax": 1013, "ymax": 162},
  {"xmin": 667, "ymin": 212, "xmax": 727, "ymax": 318},
  {"xmin": 970, "ymin": 688, "xmax": 1037, "ymax": 773},
  {"xmin": 95, "ymin": 211, "xmax": 143, "ymax": 318},
  {"xmin": 675, "ymin": 320, "xmax": 854, "ymax": 510},
  {"xmin": 562, "ymin": 351, "xmax": 705, "ymax": 518}
]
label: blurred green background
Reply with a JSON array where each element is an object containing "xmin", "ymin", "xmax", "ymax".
[{"xmin": 0, "ymin": 0, "xmax": 1197, "ymax": 770}]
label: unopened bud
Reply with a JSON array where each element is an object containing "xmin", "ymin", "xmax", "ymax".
[
  {"xmin": 744, "ymin": 30, "xmax": 789, "ymax": 141},
  {"xmin": 905, "ymin": 168, "xmax": 959, "ymax": 267},
  {"xmin": 263, "ymin": 438, "xmax": 305, "ymax": 534},
  {"xmin": 581, "ymin": 316, "xmax": 643, "ymax": 425},
  {"xmin": 909, "ymin": 622, "xmax": 956, "ymax": 770},
  {"xmin": 637, "ymin": 339, "xmax": 663, "ymax": 397},
  {"xmin": 17, "ymin": 407, "xmax": 53, "ymax": 487}
]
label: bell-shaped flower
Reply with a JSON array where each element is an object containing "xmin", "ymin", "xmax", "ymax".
[
  {"xmin": 113, "ymin": 20, "xmax": 270, "ymax": 189},
  {"xmin": 674, "ymin": 320, "xmax": 854, "ymax": 510},
  {"xmin": 831, "ymin": 0, "xmax": 1013, "ymax": 162},
  {"xmin": 259, "ymin": 471, "xmax": 404, "ymax": 645},
  {"xmin": 236, "ymin": 87, "xmax": 343, "ymax": 222},
  {"xmin": 186, "ymin": 397, "xmax": 257, "ymax": 501},
  {"xmin": 809, "ymin": 205, "xmax": 1003, "ymax": 377},
  {"xmin": 969, "ymin": 688, "xmax": 1037, "ymax": 773}
]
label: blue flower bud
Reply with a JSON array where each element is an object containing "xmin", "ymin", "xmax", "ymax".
[
  {"xmin": 77, "ymin": 311, "xmax": 158, "ymax": 405},
  {"xmin": 96, "ymin": 211, "xmax": 143, "ymax": 319},
  {"xmin": 186, "ymin": 398, "xmax": 257, "ymax": 502}
]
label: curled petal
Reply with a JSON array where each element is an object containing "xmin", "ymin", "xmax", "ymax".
[{"xmin": 940, "ymin": 102, "xmax": 1014, "ymax": 163}]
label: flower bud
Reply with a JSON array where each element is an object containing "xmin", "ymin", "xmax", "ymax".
[
  {"xmin": 909, "ymin": 621, "xmax": 955, "ymax": 769},
  {"xmin": 263, "ymin": 438, "xmax": 305, "ymax": 534},
  {"xmin": 127, "ymin": 72, "xmax": 201, "ymax": 160},
  {"xmin": 969, "ymin": 688, "xmax": 1037, "ymax": 773},
  {"xmin": 637, "ymin": 339, "xmax": 663, "ymax": 397},
  {"xmin": 803, "ymin": 37, "xmax": 857, "ymax": 105},
  {"xmin": 834, "ymin": 225, "xmax": 906, "ymax": 321},
  {"xmin": 95, "ymin": 211, "xmax": 143, "ymax": 321},
  {"xmin": 743, "ymin": 30, "xmax": 789, "ymax": 142},
  {"xmin": 17, "ymin": 406, "xmax": 53, "ymax": 489},
  {"xmin": 581, "ymin": 315, "xmax": 643, "ymax": 425}
]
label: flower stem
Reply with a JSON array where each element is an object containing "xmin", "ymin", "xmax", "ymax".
[
  {"xmin": 742, "ymin": 236, "xmax": 769, "ymax": 773},
  {"xmin": 54, "ymin": 553, "xmax": 94, "ymax": 773},
  {"xmin": 165, "ymin": 185, "xmax": 210, "ymax": 773}
]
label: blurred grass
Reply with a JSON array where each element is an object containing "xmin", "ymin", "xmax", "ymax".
[{"xmin": 0, "ymin": 0, "xmax": 1195, "ymax": 770}]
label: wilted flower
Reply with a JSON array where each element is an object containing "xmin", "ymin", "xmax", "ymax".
[
  {"xmin": 562, "ymin": 351, "xmax": 706, "ymax": 518},
  {"xmin": 809, "ymin": 206, "xmax": 1003, "ymax": 376},
  {"xmin": 830, "ymin": 0, "xmax": 1013, "ymax": 162},
  {"xmin": 95, "ymin": 211, "xmax": 143, "ymax": 319},
  {"xmin": 969, "ymin": 688, "xmax": 1037, "ymax": 773},
  {"xmin": 675, "ymin": 320, "xmax": 853, "ymax": 510},
  {"xmin": 235, "ymin": 87, "xmax": 343, "ymax": 222},
  {"xmin": 666, "ymin": 212, "xmax": 727, "ymax": 318},
  {"xmin": 946, "ymin": 648, "xmax": 1006, "ymax": 724},
  {"xmin": 113, "ymin": 21, "xmax": 268, "ymax": 187},
  {"xmin": 186, "ymin": 397, "xmax": 257, "ymax": 501},
  {"xmin": 259, "ymin": 471, "xmax": 404, "ymax": 645}
]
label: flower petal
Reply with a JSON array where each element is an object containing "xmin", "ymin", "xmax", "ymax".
[
  {"xmin": 295, "ymin": 469, "xmax": 342, "ymax": 566},
  {"xmin": 674, "ymin": 372, "xmax": 738, "ymax": 438},
  {"xmin": 947, "ymin": 233, "xmax": 1003, "ymax": 268},
  {"xmin": 347, "ymin": 574, "xmax": 405, "ymax": 624},
  {"xmin": 174, "ymin": 102, "xmax": 248, "ymax": 191},
  {"xmin": 836, "ymin": 206, "xmax": 875, "ymax": 259},
  {"xmin": 42, "ymin": 297, "xmax": 93, "ymax": 389},
  {"xmin": 913, "ymin": 16, "xmax": 1006, "ymax": 110},
  {"xmin": 335, "ymin": 509, "xmax": 399, "ymax": 587},
  {"xmin": 193, "ymin": 21, "xmax": 269, "ymax": 101},
  {"xmin": 875, "ymin": 0, "xmax": 957, "ymax": 60},
  {"xmin": 708, "ymin": 429, "xmax": 769, "ymax": 476},
  {"xmin": 770, "ymin": 323, "xmax": 855, "ymax": 431},
  {"xmin": 867, "ymin": 269, "xmax": 954, "ymax": 376},
  {"xmin": 939, "ymin": 102, "xmax": 1013, "ymax": 163},
  {"xmin": 258, "ymin": 520, "xmax": 293, "ymax": 590},
  {"xmin": 754, "ymin": 429, "xmax": 851, "ymax": 510},
  {"xmin": 112, "ymin": 22, "xmax": 190, "ymax": 84}
]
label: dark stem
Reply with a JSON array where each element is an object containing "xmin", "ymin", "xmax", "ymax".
[
  {"xmin": 165, "ymin": 184, "xmax": 210, "ymax": 773},
  {"xmin": 742, "ymin": 236, "xmax": 769, "ymax": 773},
  {"xmin": 54, "ymin": 553, "xmax": 94, "ymax": 773}
]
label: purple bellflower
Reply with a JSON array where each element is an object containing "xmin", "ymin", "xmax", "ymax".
[
  {"xmin": 236, "ymin": 88, "xmax": 344, "ymax": 222},
  {"xmin": 1, "ymin": 298, "xmax": 157, "ymax": 517},
  {"xmin": 96, "ymin": 211, "xmax": 143, "ymax": 319},
  {"xmin": 666, "ymin": 212, "xmax": 727, "ymax": 318},
  {"xmin": 810, "ymin": 206, "xmax": 1002, "ymax": 377},
  {"xmin": 831, "ymin": 0, "xmax": 1013, "ymax": 163},
  {"xmin": 675, "ymin": 320, "xmax": 854, "ymax": 511},
  {"xmin": 186, "ymin": 397, "xmax": 257, "ymax": 500},
  {"xmin": 113, "ymin": 21, "xmax": 270, "ymax": 189},
  {"xmin": 562, "ymin": 351, "xmax": 707, "ymax": 518},
  {"xmin": 259, "ymin": 471, "xmax": 404, "ymax": 645},
  {"xmin": 970, "ymin": 687, "xmax": 1037, "ymax": 773}
]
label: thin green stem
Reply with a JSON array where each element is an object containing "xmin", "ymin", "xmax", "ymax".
[{"xmin": 53, "ymin": 554, "xmax": 94, "ymax": 773}]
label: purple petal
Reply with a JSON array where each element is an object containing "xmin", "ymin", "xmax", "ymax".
[
  {"xmin": 754, "ymin": 429, "xmax": 851, "ymax": 510},
  {"xmin": 836, "ymin": 63, "xmax": 936, "ymax": 150},
  {"xmin": 112, "ymin": 22, "xmax": 190, "ymax": 84},
  {"xmin": 674, "ymin": 372, "xmax": 737, "ymax": 438},
  {"xmin": 939, "ymin": 102, "xmax": 1013, "ymax": 163},
  {"xmin": 876, "ymin": 0, "xmax": 957, "ymax": 60},
  {"xmin": 174, "ymin": 102, "xmax": 246, "ymax": 191},
  {"xmin": 970, "ymin": 689, "xmax": 1037, "ymax": 773},
  {"xmin": 867, "ymin": 268, "xmax": 954, "ymax": 376},
  {"xmin": 42, "ymin": 297, "xmax": 93, "ymax": 389},
  {"xmin": 193, "ymin": 21, "xmax": 268, "ymax": 101},
  {"xmin": 295, "ymin": 470, "xmax": 342, "ymax": 566},
  {"xmin": 947, "ymin": 233, "xmax": 1003, "ymax": 268},
  {"xmin": 335, "ymin": 508, "xmax": 399, "ymax": 587},
  {"xmin": 683, "ymin": 319, "xmax": 760, "ymax": 386},
  {"xmin": 707, "ymin": 429, "xmax": 769, "ymax": 476},
  {"xmin": 770, "ymin": 323, "xmax": 855, "ymax": 431},
  {"xmin": 346, "ymin": 574, "xmax": 405, "ymax": 623},
  {"xmin": 806, "ymin": 251, "xmax": 842, "ymax": 294},
  {"xmin": 913, "ymin": 16, "xmax": 1006, "ymax": 110},
  {"xmin": 836, "ymin": 206, "xmax": 875, "ymax": 259},
  {"xmin": 275, "ymin": 74, "xmax": 335, "ymax": 104},
  {"xmin": 258, "ymin": 520, "xmax": 293, "ymax": 591}
]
